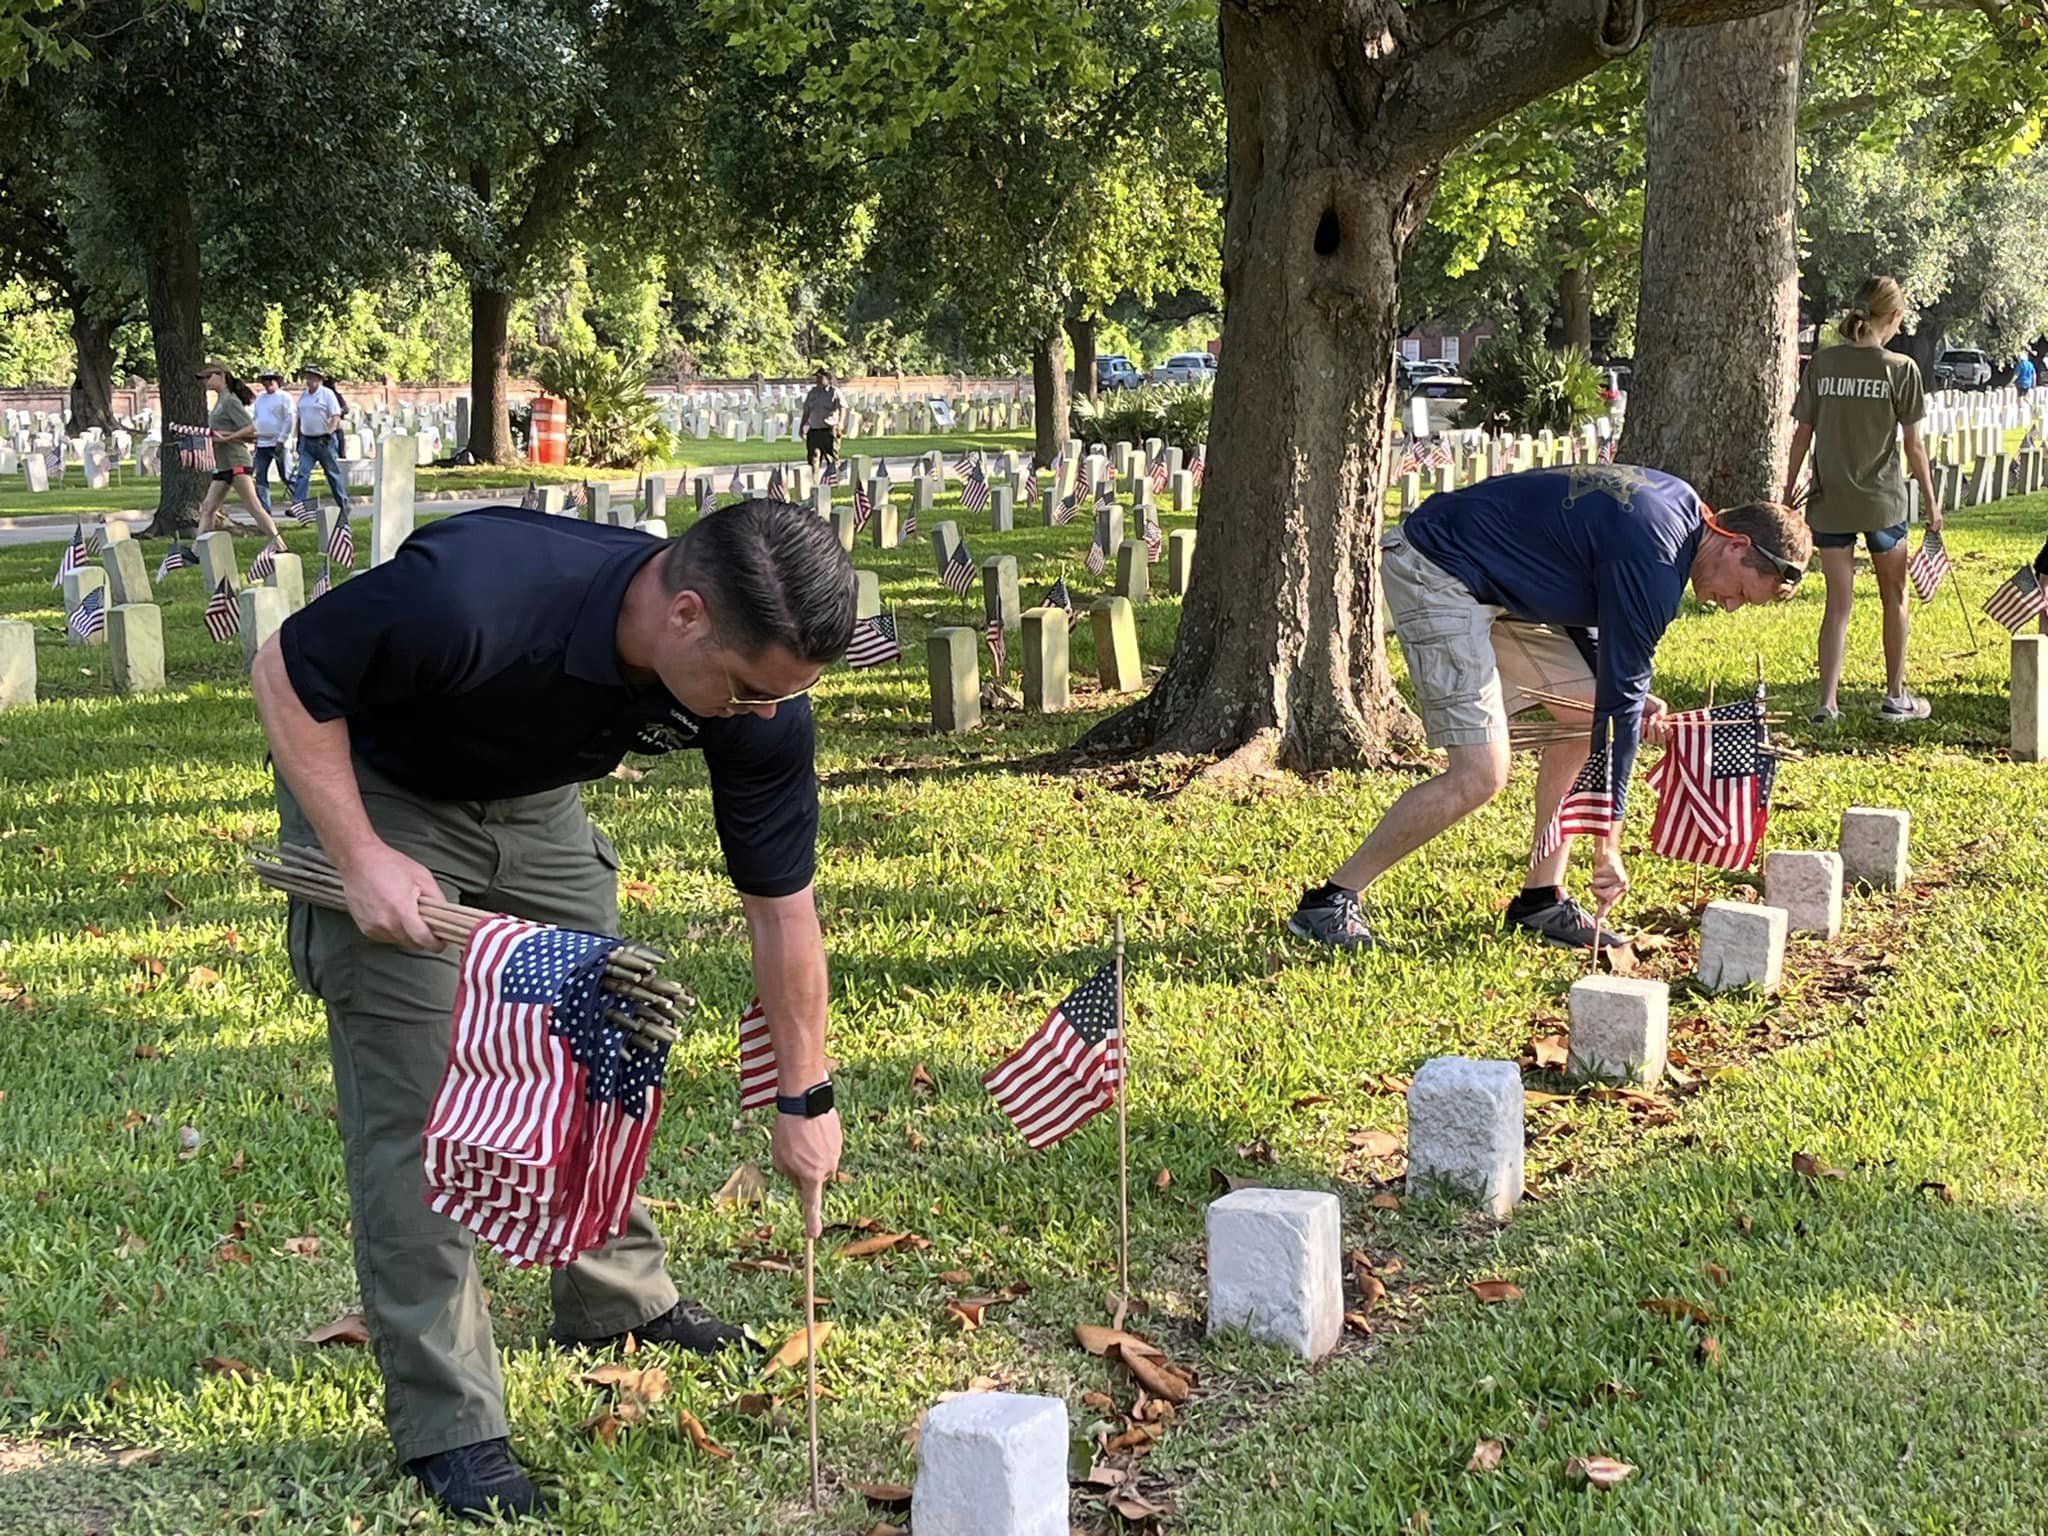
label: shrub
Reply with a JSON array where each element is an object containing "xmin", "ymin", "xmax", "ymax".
[
  {"xmin": 1452, "ymin": 339, "xmax": 1605, "ymax": 436},
  {"xmin": 533, "ymin": 345, "xmax": 671, "ymax": 467},
  {"xmin": 1069, "ymin": 383, "xmax": 1211, "ymax": 450}
]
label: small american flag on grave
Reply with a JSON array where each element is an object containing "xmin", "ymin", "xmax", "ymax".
[
  {"xmin": 1984, "ymin": 566, "xmax": 2047, "ymax": 632},
  {"xmin": 852, "ymin": 479, "xmax": 874, "ymax": 532},
  {"xmin": 985, "ymin": 616, "xmax": 1006, "ymax": 677},
  {"xmin": 960, "ymin": 458, "xmax": 990, "ymax": 513},
  {"xmin": 846, "ymin": 611, "xmax": 903, "ymax": 668},
  {"xmin": 155, "ymin": 542, "xmax": 199, "ymax": 581},
  {"xmin": 327, "ymin": 517, "xmax": 354, "ymax": 569},
  {"xmin": 941, "ymin": 540, "xmax": 977, "ymax": 596},
  {"xmin": 289, "ymin": 497, "xmax": 318, "ymax": 526},
  {"xmin": 766, "ymin": 464, "xmax": 787, "ymax": 501},
  {"xmin": 737, "ymin": 995, "xmax": 777, "ymax": 1111},
  {"xmin": 1533, "ymin": 732, "xmax": 1615, "ymax": 861},
  {"xmin": 204, "ymin": 579, "xmax": 241, "ymax": 643},
  {"xmin": 423, "ymin": 916, "xmax": 670, "ymax": 1267},
  {"xmin": 984, "ymin": 962, "xmax": 1123, "ymax": 1150},
  {"xmin": 1040, "ymin": 577, "xmax": 1077, "ymax": 628},
  {"xmin": 52, "ymin": 523, "xmax": 86, "ymax": 588},
  {"xmin": 67, "ymin": 585, "xmax": 106, "ymax": 641}
]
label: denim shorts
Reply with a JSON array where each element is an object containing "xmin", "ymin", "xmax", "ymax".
[{"xmin": 1813, "ymin": 522, "xmax": 1908, "ymax": 554}]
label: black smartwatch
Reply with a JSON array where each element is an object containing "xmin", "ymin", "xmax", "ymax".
[{"xmin": 776, "ymin": 1080, "xmax": 836, "ymax": 1118}]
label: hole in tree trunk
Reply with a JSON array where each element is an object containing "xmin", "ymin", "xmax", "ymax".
[{"xmin": 1313, "ymin": 207, "xmax": 1341, "ymax": 256}]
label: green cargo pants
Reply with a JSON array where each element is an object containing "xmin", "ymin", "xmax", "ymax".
[{"xmin": 279, "ymin": 761, "xmax": 678, "ymax": 1462}]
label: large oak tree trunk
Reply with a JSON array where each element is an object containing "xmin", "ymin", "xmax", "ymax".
[
  {"xmin": 468, "ymin": 283, "xmax": 516, "ymax": 463},
  {"xmin": 142, "ymin": 182, "xmax": 205, "ymax": 539},
  {"xmin": 1031, "ymin": 325, "xmax": 1069, "ymax": 469},
  {"xmin": 68, "ymin": 308, "xmax": 119, "ymax": 434},
  {"xmin": 1620, "ymin": 1, "xmax": 1816, "ymax": 506},
  {"xmin": 1559, "ymin": 265, "xmax": 1594, "ymax": 354},
  {"xmin": 1079, "ymin": 9, "xmax": 1425, "ymax": 768},
  {"xmin": 1068, "ymin": 312, "xmax": 1097, "ymax": 402}
]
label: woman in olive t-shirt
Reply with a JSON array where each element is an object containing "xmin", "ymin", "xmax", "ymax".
[
  {"xmin": 194, "ymin": 361, "xmax": 286, "ymax": 547},
  {"xmin": 1784, "ymin": 275, "xmax": 1941, "ymax": 724}
]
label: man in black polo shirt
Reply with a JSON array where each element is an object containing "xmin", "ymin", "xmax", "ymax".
[{"xmin": 250, "ymin": 499, "xmax": 855, "ymax": 1521}]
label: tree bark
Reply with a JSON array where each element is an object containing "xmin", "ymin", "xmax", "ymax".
[
  {"xmin": 1032, "ymin": 324, "xmax": 1069, "ymax": 469},
  {"xmin": 67, "ymin": 306, "xmax": 119, "ymax": 435},
  {"xmin": 1559, "ymin": 265, "xmax": 1593, "ymax": 354},
  {"xmin": 1068, "ymin": 311, "xmax": 1097, "ymax": 401},
  {"xmin": 142, "ymin": 181, "xmax": 205, "ymax": 539},
  {"xmin": 468, "ymin": 283, "xmax": 516, "ymax": 463},
  {"xmin": 1620, "ymin": 1, "xmax": 1816, "ymax": 507}
]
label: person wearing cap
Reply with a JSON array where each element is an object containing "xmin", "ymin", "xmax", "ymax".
[
  {"xmin": 798, "ymin": 366, "xmax": 845, "ymax": 474},
  {"xmin": 194, "ymin": 361, "xmax": 287, "ymax": 546},
  {"xmin": 1286, "ymin": 464, "xmax": 1811, "ymax": 954},
  {"xmin": 249, "ymin": 498, "xmax": 852, "ymax": 1522},
  {"xmin": 250, "ymin": 369, "xmax": 295, "ymax": 515},
  {"xmin": 291, "ymin": 363, "xmax": 354, "ymax": 520}
]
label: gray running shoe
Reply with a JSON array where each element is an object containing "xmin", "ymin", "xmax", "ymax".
[
  {"xmin": 1287, "ymin": 888, "xmax": 1377, "ymax": 949},
  {"xmin": 1505, "ymin": 896, "xmax": 1626, "ymax": 951},
  {"xmin": 1879, "ymin": 690, "xmax": 1932, "ymax": 723}
]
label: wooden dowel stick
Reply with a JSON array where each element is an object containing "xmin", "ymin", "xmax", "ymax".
[
  {"xmin": 1114, "ymin": 915, "xmax": 1129, "ymax": 1325},
  {"xmin": 805, "ymin": 1234, "xmax": 821, "ymax": 1509}
]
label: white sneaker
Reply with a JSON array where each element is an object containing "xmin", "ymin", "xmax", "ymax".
[{"xmin": 1879, "ymin": 690, "xmax": 1932, "ymax": 723}]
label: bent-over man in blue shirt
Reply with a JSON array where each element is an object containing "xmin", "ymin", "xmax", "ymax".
[
  {"xmin": 1289, "ymin": 465, "xmax": 1811, "ymax": 952},
  {"xmin": 251, "ymin": 501, "xmax": 854, "ymax": 1521}
]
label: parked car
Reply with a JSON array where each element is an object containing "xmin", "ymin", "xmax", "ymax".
[
  {"xmin": 1150, "ymin": 352, "xmax": 1217, "ymax": 385},
  {"xmin": 1095, "ymin": 356, "xmax": 1143, "ymax": 391},
  {"xmin": 1935, "ymin": 348, "xmax": 1993, "ymax": 390}
]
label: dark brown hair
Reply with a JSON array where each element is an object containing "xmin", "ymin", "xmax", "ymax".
[{"xmin": 658, "ymin": 498, "xmax": 856, "ymax": 662}]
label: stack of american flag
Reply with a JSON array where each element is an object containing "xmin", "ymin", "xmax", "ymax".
[
  {"xmin": 1645, "ymin": 691, "xmax": 1778, "ymax": 871},
  {"xmin": 423, "ymin": 916, "xmax": 671, "ymax": 1267},
  {"xmin": 167, "ymin": 423, "xmax": 213, "ymax": 472}
]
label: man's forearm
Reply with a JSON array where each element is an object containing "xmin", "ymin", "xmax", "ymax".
[
  {"xmin": 250, "ymin": 639, "xmax": 382, "ymax": 870},
  {"xmin": 742, "ymin": 887, "xmax": 830, "ymax": 1092}
]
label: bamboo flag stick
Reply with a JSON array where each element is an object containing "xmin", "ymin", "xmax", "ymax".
[
  {"xmin": 804, "ymin": 1233, "xmax": 821, "ymax": 1510},
  {"xmin": 1948, "ymin": 563, "xmax": 1984, "ymax": 655},
  {"xmin": 1690, "ymin": 681, "xmax": 1716, "ymax": 911},
  {"xmin": 1113, "ymin": 915, "xmax": 1130, "ymax": 1331}
]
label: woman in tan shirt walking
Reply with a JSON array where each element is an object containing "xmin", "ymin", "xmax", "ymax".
[{"xmin": 1784, "ymin": 276, "xmax": 1941, "ymax": 724}]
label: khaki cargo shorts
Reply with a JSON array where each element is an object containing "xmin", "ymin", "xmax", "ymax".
[{"xmin": 1380, "ymin": 531, "xmax": 1595, "ymax": 747}]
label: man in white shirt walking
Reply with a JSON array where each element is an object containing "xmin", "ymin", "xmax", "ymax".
[
  {"xmin": 251, "ymin": 369, "xmax": 296, "ymax": 515},
  {"xmin": 799, "ymin": 367, "xmax": 846, "ymax": 474},
  {"xmin": 291, "ymin": 363, "xmax": 354, "ymax": 517}
]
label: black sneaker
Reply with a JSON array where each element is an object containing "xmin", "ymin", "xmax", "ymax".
[
  {"xmin": 551, "ymin": 1297, "xmax": 747, "ymax": 1356},
  {"xmin": 406, "ymin": 1438, "xmax": 541, "ymax": 1523},
  {"xmin": 1504, "ymin": 896, "xmax": 1626, "ymax": 951},
  {"xmin": 1286, "ymin": 888, "xmax": 1377, "ymax": 949}
]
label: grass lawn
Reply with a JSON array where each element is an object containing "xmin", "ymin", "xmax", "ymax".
[
  {"xmin": 1, "ymin": 481, "xmax": 2045, "ymax": 1534},
  {"xmin": 0, "ymin": 434, "xmax": 1036, "ymax": 524}
]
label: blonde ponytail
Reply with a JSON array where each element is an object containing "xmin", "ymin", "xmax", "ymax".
[{"xmin": 1842, "ymin": 276, "xmax": 1904, "ymax": 347}]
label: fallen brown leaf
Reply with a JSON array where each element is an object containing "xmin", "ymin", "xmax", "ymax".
[
  {"xmin": 860, "ymin": 1526, "xmax": 906, "ymax": 1536},
  {"xmin": 1466, "ymin": 1440, "xmax": 1504, "ymax": 1473},
  {"xmin": 198, "ymin": 1355, "xmax": 258, "ymax": 1378},
  {"xmin": 213, "ymin": 1241, "xmax": 251, "ymax": 1267},
  {"xmin": 840, "ymin": 1231, "xmax": 914, "ymax": 1259},
  {"xmin": 1367, "ymin": 1192, "xmax": 1403, "ymax": 1211},
  {"xmin": 587, "ymin": 1410, "xmax": 620, "ymax": 1445},
  {"xmin": 732, "ymin": 1392, "xmax": 778, "ymax": 1417},
  {"xmin": 1343, "ymin": 1311, "xmax": 1373, "ymax": 1335},
  {"xmin": 712, "ymin": 1164, "xmax": 768, "ymax": 1207},
  {"xmin": 1102, "ymin": 1424, "xmax": 1163, "ymax": 1455},
  {"xmin": 1209, "ymin": 1167, "xmax": 1268, "ymax": 1195},
  {"xmin": 1792, "ymin": 1150, "xmax": 1846, "ymax": 1180},
  {"xmin": 1696, "ymin": 1334, "xmax": 1722, "ymax": 1368},
  {"xmin": 113, "ymin": 1447, "xmax": 162, "ymax": 1470},
  {"xmin": 853, "ymin": 1481, "xmax": 913, "ymax": 1509},
  {"xmin": 1916, "ymin": 1179, "xmax": 1956, "ymax": 1204},
  {"xmin": 1730, "ymin": 1201, "xmax": 1754, "ymax": 1235},
  {"xmin": 909, "ymin": 1064, "xmax": 936, "ymax": 1095},
  {"xmin": 945, "ymin": 1300, "xmax": 984, "ymax": 1331},
  {"xmin": 1467, "ymin": 1279, "xmax": 1522, "ymax": 1305},
  {"xmin": 1082, "ymin": 1390, "xmax": 1117, "ymax": 1412},
  {"xmin": 729, "ymin": 1256, "xmax": 794, "ymax": 1274},
  {"xmin": 1153, "ymin": 1167, "xmax": 1172, "ymax": 1192},
  {"xmin": 583, "ymin": 1362, "xmax": 669, "ymax": 1402},
  {"xmin": 1590, "ymin": 1380, "xmax": 1640, "ymax": 1403},
  {"xmin": 1111, "ymin": 1343, "xmax": 1190, "ymax": 1404},
  {"xmin": 184, "ymin": 965, "xmax": 221, "ymax": 989},
  {"xmin": 1080, "ymin": 1463, "xmax": 1127, "ymax": 1488},
  {"xmin": 1348, "ymin": 1129, "xmax": 1402, "ymax": 1158},
  {"xmin": 1364, "ymin": 1073, "xmax": 1411, "ymax": 1096},
  {"xmin": 1290, "ymin": 1093, "xmax": 1331, "ymax": 1110},
  {"xmin": 937, "ymin": 1268, "xmax": 972, "ymax": 1284},
  {"xmin": 1567, "ymin": 1455, "xmax": 1636, "ymax": 1489},
  {"xmin": 1108, "ymin": 1489, "xmax": 1172, "ymax": 1520},
  {"xmin": 130, "ymin": 955, "xmax": 166, "ymax": 978},
  {"xmin": 1075, "ymin": 1324, "xmax": 1161, "ymax": 1359},
  {"xmin": 676, "ymin": 1408, "xmax": 731, "ymax": 1459},
  {"xmin": 1523, "ymin": 1090, "xmax": 1572, "ymax": 1109},
  {"xmin": 281, "ymin": 1235, "xmax": 321, "ymax": 1259},
  {"xmin": 762, "ymin": 1320, "xmax": 835, "ymax": 1375},
  {"xmin": 1356, "ymin": 1274, "xmax": 1387, "ymax": 1314},
  {"xmin": 1526, "ymin": 1034, "xmax": 1569, "ymax": 1070},
  {"xmin": 302, "ymin": 1311, "xmax": 369, "ymax": 1347}
]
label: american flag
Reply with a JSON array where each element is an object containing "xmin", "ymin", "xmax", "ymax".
[
  {"xmin": 697, "ymin": 479, "xmax": 714, "ymax": 514},
  {"xmin": 1084, "ymin": 539, "xmax": 1106, "ymax": 577},
  {"xmin": 766, "ymin": 464, "xmax": 787, "ymax": 501},
  {"xmin": 727, "ymin": 465, "xmax": 745, "ymax": 495},
  {"xmin": 67, "ymin": 585, "xmax": 106, "ymax": 641},
  {"xmin": 877, "ymin": 457, "xmax": 893, "ymax": 483},
  {"xmin": 167, "ymin": 422, "xmax": 213, "ymax": 472},
  {"xmin": 1187, "ymin": 447, "xmax": 1205, "ymax": 487},
  {"xmin": 1907, "ymin": 531, "xmax": 1951, "ymax": 603},
  {"xmin": 1143, "ymin": 512, "xmax": 1162, "ymax": 564},
  {"xmin": 311, "ymin": 561, "xmax": 332, "ymax": 600},
  {"xmin": 961, "ymin": 458, "xmax": 991, "ymax": 513},
  {"xmin": 85, "ymin": 523, "xmax": 105, "ymax": 557},
  {"xmin": 204, "ymin": 579, "xmax": 241, "ymax": 642},
  {"xmin": 45, "ymin": 444, "xmax": 64, "ymax": 484},
  {"xmin": 247, "ymin": 539, "xmax": 282, "ymax": 584},
  {"xmin": 1053, "ymin": 488, "xmax": 1079, "ymax": 526},
  {"xmin": 423, "ymin": 916, "xmax": 669, "ymax": 1267},
  {"xmin": 289, "ymin": 496, "xmax": 317, "ymax": 527},
  {"xmin": 949, "ymin": 452, "xmax": 977, "ymax": 481},
  {"xmin": 737, "ymin": 996, "xmax": 777, "ymax": 1112},
  {"xmin": 1646, "ymin": 695, "xmax": 1777, "ymax": 871},
  {"xmin": 984, "ymin": 962, "xmax": 1122, "ymax": 1150},
  {"xmin": 1533, "ymin": 735, "xmax": 1614, "ymax": 861},
  {"xmin": 1039, "ymin": 577, "xmax": 1077, "ymax": 629},
  {"xmin": 985, "ymin": 616, "xmax": 1006, "ymax": 677},
  {"xmin": 1095, "ymin": 479, "xmax": 1115, "ymax": 518},
  {"xmin": 852, "ymin": 478, "xmax": 874, "ymax": 532},
  {"xmin": 1074, "ymin": 459, "xmax": 1094, "ymax": 503},
  {"xmin": 327, "ymin": 517, "xmax": 354, "ymax": 569},
  {"xmin": 1984, "ymin": 566, "xmax": 2047, "ymax": 631},
  {"xmin": 155, "ymin": 542, "xmax": 199, "ymax": 581},
  {"xmin": 941, "ymin": 540, "xmax": 977, "ymax": 597},
  {"xmin": 902, "ymin": 506, "xmax": 918, "ymax": 541},
  {"xmin": 846, "ymin": 612, "xmax": 902, "ymax": 668},
  {"xmin": 1599, "ymin": 437, "xmax": 1619, "ymax": 464},
  {"xmin": 1147, "ymin": 457, "xmax": 1169, "ymax": 495},
  {"xmin": 52, "ymin": 523, "xmax": 87, "ymax": 588},
  {"xmin": 1022, "ymin": 462, "xmax": 1040, "ymax": 505},
  {"xmin": 519, "ymin": 482, "xmax": 542, "ymax": 512}
]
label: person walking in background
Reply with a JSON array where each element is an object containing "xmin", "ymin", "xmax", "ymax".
[
  {"xmin": 292, "ymin": 363, "xmax": 354, "ymax": 518},
  {"xmin": 193, "ymin": 361, "xmax": 287, "ymax": 545},
  {"xmin": 251, "ymin": 369, "xmax": 295, "ymax": 514},
  {"xmin": 1783, "ymin": 275, "xmax": 1941, "ymax": 725},
  {"xmin": 2016, "ymin": 351, "xmax": 2036, "ymax": 402},
  {"xmin": 799, "ymin": 366, "xmax": 846, "ymax": 475}
]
